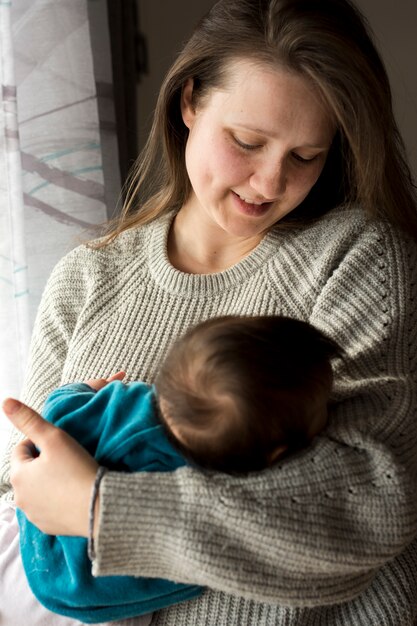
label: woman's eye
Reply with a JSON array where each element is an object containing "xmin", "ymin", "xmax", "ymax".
[
  {"xmin": 233, "ymin": 136, "xmax": 260, "ymax": 151},
  {"xmin": 292, "ymin": 152, "xmax": 318, "ymax": 164}
]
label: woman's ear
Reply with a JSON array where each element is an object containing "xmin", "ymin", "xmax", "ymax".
[{"xmin": 181, "ymin": 79, "xmax": 196, "ymax": 129}]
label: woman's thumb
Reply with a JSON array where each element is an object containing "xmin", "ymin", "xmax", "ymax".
[{"xmin": 2, "ymin": 398, "xmax": 50, "ymax": 444}]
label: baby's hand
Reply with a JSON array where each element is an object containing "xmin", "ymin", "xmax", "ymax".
[{"xmin": 85, "ymin": 370, "xmax": 126, "ymax": 391}]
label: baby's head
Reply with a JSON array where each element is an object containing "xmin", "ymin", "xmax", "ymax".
[{"xmin": 155, "ymin": 316, "xmax": 341, "ymax": 474}]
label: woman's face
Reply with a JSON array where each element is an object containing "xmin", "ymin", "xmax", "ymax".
[{"xmin": 180, "ymin": 59, "xmax": 335, "ymax": 242}]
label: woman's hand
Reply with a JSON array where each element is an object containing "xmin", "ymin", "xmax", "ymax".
[{"xmin": 2, "ymin": 398, "xmax": 99, "ymax": 537}]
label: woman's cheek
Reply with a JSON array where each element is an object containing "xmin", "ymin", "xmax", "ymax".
[
  {"xmin": 219, "ymin": 144, "xmax": 252, "ymax": 179},
  {"xmin": 310, "ymin": 158, "xmax": 327, "ymax": 185},
  {"xmin": 292, "ymin": 161, "xmax": 324, "ymax": 195}
]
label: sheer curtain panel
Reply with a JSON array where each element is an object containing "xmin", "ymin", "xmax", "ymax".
[{"xmin": 0, "ymin": 0, "xmax": 120, "ymax": 456}]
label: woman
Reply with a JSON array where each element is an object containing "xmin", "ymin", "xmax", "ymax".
[{"xmin": 2, "ymin": 0, "xmax": 417, "ymax": 624}]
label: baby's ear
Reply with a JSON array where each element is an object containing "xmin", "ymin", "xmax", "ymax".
[{"xmin": 268, "ymin": 445, "xmax": 288, "ymax": 465}]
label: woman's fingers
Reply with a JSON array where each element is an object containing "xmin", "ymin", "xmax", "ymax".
[
  {"xmin": 85, "ymin": 377, "xmax": 109, "ymax": 390},
  {"xmin": 106, "ymin": 370, "xmax": 126, "ymax": 382},
  {"xmin": 85, "ymin": 370, "xmax": 126, "ymax": 390}
]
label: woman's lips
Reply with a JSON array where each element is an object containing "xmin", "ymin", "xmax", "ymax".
[{"xmin": 232, "ymin": 191, "xmax": 273, "ymax": 216}]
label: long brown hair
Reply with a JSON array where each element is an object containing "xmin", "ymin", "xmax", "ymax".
[{"xmin": 99, "ymin": 0, "xmax": 417, "ymax": 245}]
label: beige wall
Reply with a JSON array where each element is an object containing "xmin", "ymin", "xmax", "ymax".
[{"xmin": 136, "ymin": 0, "xmax": 417, "ymax": 181}]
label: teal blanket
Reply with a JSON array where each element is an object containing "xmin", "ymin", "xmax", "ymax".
[{"xmin": 17, "ymin": 381, "xmax": 202, "ymax": 623}]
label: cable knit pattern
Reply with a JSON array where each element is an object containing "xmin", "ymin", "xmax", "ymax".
[{"xmin": 1, "ymin": 206, "xmax": 417, "ymax": 625}]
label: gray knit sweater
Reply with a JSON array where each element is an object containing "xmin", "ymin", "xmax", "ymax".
[{"xmin": 1, "ymin": 206, "xmax": 417, "ymax": 625}]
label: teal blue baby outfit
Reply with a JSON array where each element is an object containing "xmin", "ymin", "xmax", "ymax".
[{"xmin": 17, "ymin": 381, "xmax": 202, "ymax": 623}]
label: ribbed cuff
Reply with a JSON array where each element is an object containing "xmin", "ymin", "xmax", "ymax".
[{"xmin": 88, "ymin": 466, "xmax": 107, "ymax": 561}]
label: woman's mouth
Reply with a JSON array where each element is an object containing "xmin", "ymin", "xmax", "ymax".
[{"xmin": 232, "ymin": 191, "xmax": 273, "ymax": 216}]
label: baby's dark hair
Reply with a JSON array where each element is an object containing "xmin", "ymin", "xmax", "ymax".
[{"xmin": 155, "ymin": 316, "xmax": 341, "ymax": 474}]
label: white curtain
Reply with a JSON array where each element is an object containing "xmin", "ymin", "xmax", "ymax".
[{"xmin": 0, "ymin": 0, "xmax": 120, "ymax": 452}]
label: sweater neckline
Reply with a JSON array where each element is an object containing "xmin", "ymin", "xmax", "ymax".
[{"xmin": 147, "ymin": 211, "xmax": 284, "ymax": 295}]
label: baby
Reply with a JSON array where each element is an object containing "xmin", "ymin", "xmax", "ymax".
[{"xmin": 17, "ymin": 315, "xmax": 341, "ymax": 624}]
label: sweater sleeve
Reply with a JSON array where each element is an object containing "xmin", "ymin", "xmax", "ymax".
[
  {"xmin": 92, "ymin": 222, "xmax": 417, "ymax": 607},
  {"xmin": 0, "ymin": 249, "xmax": 89, "ymax": 500}
]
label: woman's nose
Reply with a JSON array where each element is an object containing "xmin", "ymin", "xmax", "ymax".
[{"xmin": 249, "ymin": 160, "xmax": 287, "ymax": 200}]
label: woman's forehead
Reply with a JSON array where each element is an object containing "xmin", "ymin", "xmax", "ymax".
[{"xmin": 205, "ymin": 59, "xmax": 335, "ymax": 145}]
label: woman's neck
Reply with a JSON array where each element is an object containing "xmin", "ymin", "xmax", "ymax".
[{"xmin": 167, "ymin": 206, "xmax": 263, "ymax": 275}]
